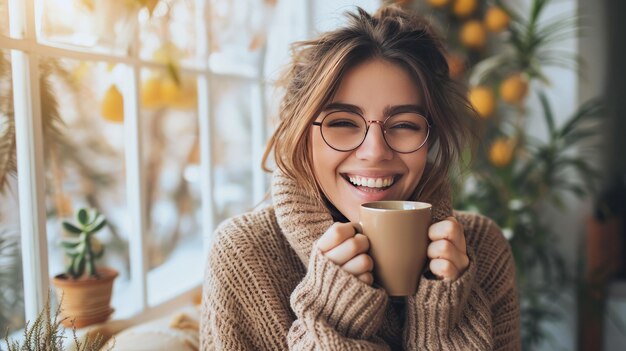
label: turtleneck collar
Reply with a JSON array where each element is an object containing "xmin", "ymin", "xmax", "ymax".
[{"xmin": 271, "ymin": 169, "xmax": 452, "ymax": 266}]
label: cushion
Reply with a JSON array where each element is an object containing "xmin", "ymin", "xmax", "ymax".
[{"xmin": 101, "ymin": 306, "xmax": 200, "ymax": 351}]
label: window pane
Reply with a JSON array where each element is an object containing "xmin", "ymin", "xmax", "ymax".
[
  {"xmin": 212, "ymin": 76, "xmax": 254, "ymax": 224},
  {"xmin": 208, "ymin": 0, "xmax": 275, "ymax": 76},
  {"xmin": 40, "ymin": 57, "xmax": 132, "ymax": 318},
  {"xmin": 0, "ymin": 50, "xmax": 26, "ymax": 337},
  {"xmin": 139, "ymin": 68, "xmax": 203, "ymax": 305},
  {"xmin": 38, "ymin": 0, "xmax": 142, "ymax": 55},
  {"xmin": 139, "ymin": 0, "xmax": 198, "ymax": 68},
  {"xmin": 0, "ymin": 0, "xmax": 8, "ymax": 37}
]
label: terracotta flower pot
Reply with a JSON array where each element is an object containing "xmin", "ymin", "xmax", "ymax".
[{"xmin": 51, "ymin": 267, "xmax": 118, "ymax": 328}]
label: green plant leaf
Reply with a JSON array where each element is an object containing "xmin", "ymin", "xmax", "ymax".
[
  {"xmin": 529, "ymin": 0, "xmax": 549, "ymax": 27},
  {"xmin": 469, "ymin": 53, "xmax": 513, "ymax": 86},
  {"xmin": 66, "ymin": 256, "xmax": 77, "ymax": 278},
  {"xmin": 559, "ymin": 98, "xmax": 604, "ymax": 137},
  {"xmin": 60, "ymin": 237, "xmax": 81, "ymax": 249},
  {"xmin": 64, "ymin": 242, "xmax": 84, "ymax": 257},
  {"xmin": 72, "ymin": 255, "xmax": 85, "ymax": 278},
  {"xmin": 77, "ymin": 208, "xmax": 88, "ymax": 226},
  {"xmin": 87, "ymin": 208, "xmax": 101, "ymax": 225},
  {"xmin": 532, "ymin": 14, "xmax": 579, "ymax": 48},
  {"xmin": 87, "ymin": 259, "xmax": 96, "ymax": 277},
  {"xmin": 62, "ymin": 222, "xmax": 83, "ymax": 235},
  {"xmin": 88, "ymin": 216, "xmax": 107, "ymax": 234},
  {"xmin": 562, "ymin": 129, "xmax": 600, "ymax": 146},
  {"xmin": 537, "ymin": 91, "xmax": 556, "ymax": 138}
]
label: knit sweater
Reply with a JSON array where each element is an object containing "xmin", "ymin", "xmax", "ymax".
[{"xmin": 200, "ymin": 171, "xmax": 521, "ymax": 350}]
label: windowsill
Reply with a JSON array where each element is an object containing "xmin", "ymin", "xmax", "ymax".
[{"xmin": 111, "ymin": 234, "xmax": 204, "ymax": 319}]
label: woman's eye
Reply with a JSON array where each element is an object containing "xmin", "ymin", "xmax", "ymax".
[
  {"xmin": 327, "ymin": 120, "xmax": 360, "ymax": 128},
  {"xmin": 389, "ymin": 122, "xmax": 421, "ymax": 130}
]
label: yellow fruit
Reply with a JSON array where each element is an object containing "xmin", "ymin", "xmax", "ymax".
[
  {"xmin": 80, "ymin": 0, "xmax": 94, "ymax": 11},
  {"xmin": 161, "ymin": 78, "xmax": 197, "ymax": 110},
  {"xmin": 489, "ymin": 138, "xmax": 515, "ymax": 167},
  {"xmin": 446, "ymin": 53, "xmax": 466, "ymax": 79},
  {"xmin": 468, "ymin": 86, "xmax": 495, "ymax": 118},
  {"xmin": 500, "ymin": 74, "xmax": 529, "ymax": 105},
  {"xmin": 160, "ymin": 79, "xmax": 180, "ymax": 104},
  {"xmin": 141, "ymin": 77, "xmax": 162, "ymax": 108},
  {"xmin": 427, "ymin": 0, "xmax": 450, "ymax": 7},
  {"xmin": 101, "ymin": 85, "xmax": 124, "ymax": 123},
  {"xmin": 174, "ymin": 81, "xmax": 197, "ymax": 109},
  {"xmin": 143, "ymin": 0, "xmax": 159, "ymax": 15},
  {"xmin": 460, "ymin": 20, "xmax": 486, "ymax": 50},
  {"xmin": 453, "ymin": 0, "xmax": 477, "ymax": 18},
  {"xmin": 485, "ymin": 7, "xmax": 510, "ymax": 32}
]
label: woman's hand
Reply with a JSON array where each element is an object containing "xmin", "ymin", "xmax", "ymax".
[
  {"xmin": 316, "ymin": 222, "xmax": 374, "ymax": 285},
  {"xmin": 427, "ymin": 216, "xmax": 469, "ymax": 281}
]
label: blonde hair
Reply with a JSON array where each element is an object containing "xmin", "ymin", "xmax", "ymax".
[{"xmin": 263, "ymin": 5, "xmax": 477, "ymax": 205}]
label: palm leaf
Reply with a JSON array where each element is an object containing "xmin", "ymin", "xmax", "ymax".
[
  {"xmin": 537, "ymin": 91, "xmax": 556, "ymax": 137},
  {"xmin": 468, "ymin": 53, "xmax": 515, "ymax": 86},
  {"xmin": 0, "ymin": 225, "xmax": 24, "ymax": 334},
  {"xmin": 0, "ymin": 114, "xmax": 16, "ymax": 193},
  {"xmin": 0, "ymin": 52, "xmax": 17, "ymax": 193},
  {"xmin": 532, "ymin": 14, "xmax": 579, "ymax": 47},
  {"xmin": 559, "ymin": 98, "xmax": 604, "ymax": 138},
  {"xmin": 0, "ymin": 56, "xmax": 69, "ymax": 193},
  {"xmin": 535, "ymin": 51, "xmax": 582, "ymax": 72}
]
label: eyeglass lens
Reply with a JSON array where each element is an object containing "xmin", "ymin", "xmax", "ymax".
[{"xmin": 319, "ymin": 111, "xmax": 429, "ymax": 153}]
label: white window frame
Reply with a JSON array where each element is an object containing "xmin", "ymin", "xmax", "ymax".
[{"xmin": 2, "ymin": 0, "xmax": 270, "ymax": 323}]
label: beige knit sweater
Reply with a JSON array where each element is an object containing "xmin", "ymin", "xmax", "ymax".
[{"xmin": 200, "ymin": 171, "xmax": 521, "ymax": 350}]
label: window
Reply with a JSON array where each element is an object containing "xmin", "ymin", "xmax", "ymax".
[
  {"xmin": 0, "ymin": 0, "xmax": 280, "ymax": 335},
  {"xmin": 0, "ymin": 0, "xmax": 381, "ymax": 338}
]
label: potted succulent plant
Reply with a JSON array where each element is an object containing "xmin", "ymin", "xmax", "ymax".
[{"xmin": 51, "ymin": 207, "xmax": 118, "ymax": 328}]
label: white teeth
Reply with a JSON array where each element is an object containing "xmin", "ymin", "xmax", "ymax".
[{"xmin": 347, "ymin": 176, "xmax": 395, "ymax": 188}]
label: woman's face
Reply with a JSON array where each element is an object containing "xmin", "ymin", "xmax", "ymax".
[{"xmin": 311, "ymin": 59, "xmax": 429, "ymax": 223}]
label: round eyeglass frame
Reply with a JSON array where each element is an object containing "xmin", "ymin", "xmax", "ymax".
[{"xmin": 312, "ymin": 111, "xmax": 432, "ymax": 154}]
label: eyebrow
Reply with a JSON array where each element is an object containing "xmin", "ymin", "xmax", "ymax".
[{"xmin": 323, "ymin": 102, "xmax": 426, "ymax": 117}]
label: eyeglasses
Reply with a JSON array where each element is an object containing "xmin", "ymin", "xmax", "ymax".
[{"xmin": 312, "ymin": 110, "xmax": 431, "ymax": 153}]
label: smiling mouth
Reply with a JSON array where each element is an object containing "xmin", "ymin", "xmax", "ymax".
[{"xmin": 341, "ymin": 174, "xmax": 399, "ymax": 190}]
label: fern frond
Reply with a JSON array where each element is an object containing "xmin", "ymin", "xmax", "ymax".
[{"xmin": 0, "ymin": 52, "xmax": 17, "ymax": 194}]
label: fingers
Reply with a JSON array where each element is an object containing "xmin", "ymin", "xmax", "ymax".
[
  {"xmin": 428, "ymin": 216, "xmax": 466, "ymax": 253},
  {"xmin": 316, "ymin": 223, "xmax": 374, "ymax": 285},
  {"xmin": 429, "ymin": 259, "xmax": 461, "ymax": 281},
  {"xmin": 427, "ymin": 217, "xmax": 469, "ymax": 281},
  {"xmin": 357, "ymin": 272, "xmax": 374, "ymax": 285},
  {"xmin": 324, "ymin": 234, "xmax": 369, "ymax": 266},
  {"xmin": 316, "ymin": 222, "xmax": 359, "ymax": 252},
  {"xmin": 427, "ymin": 239, "xmax": 470, "ymax": 271},
  {"xmin": 341, "ymin": 253, "xmax": 374, "ymax": 276}
]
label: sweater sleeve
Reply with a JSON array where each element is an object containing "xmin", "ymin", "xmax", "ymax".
[
  {"xmin": 288, "ymin": 248, "xmax": 391, "ymax": 350},
  {"xmin": 201, "ymin": 215, "xmax": 297, "ymax": 351},
  {"xmin": 484, "ymin": 224, "xmax": 521, "ymax": 350},
  {"xmin": 200, "ymin": 234, "xmax": 257, "ymax": 351},
  {"xmin": 403, "ymin": 218, "xmax": 521, "ymax": 350}
]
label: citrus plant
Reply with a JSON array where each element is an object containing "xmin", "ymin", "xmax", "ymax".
[{"xmin": 392, "ymin": 0, "xmax": 604, "ymax": 348}]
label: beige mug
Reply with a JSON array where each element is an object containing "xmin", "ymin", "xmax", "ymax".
[{"xmin": 359, "ymin": 201, "xmax": 432, "ymax": 296}]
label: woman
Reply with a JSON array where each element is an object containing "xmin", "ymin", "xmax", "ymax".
[{"xmin": 201, "ymin": 6, "xmax": 520, "ymax": 350}]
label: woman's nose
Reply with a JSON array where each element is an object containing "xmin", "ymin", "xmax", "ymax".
[{"xmin": 354, "ymin": 123, "xmax": 394, "ymax": 161}]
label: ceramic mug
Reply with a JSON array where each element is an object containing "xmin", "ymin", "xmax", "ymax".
[{"xmin": 359, "ymin": 201, "xmax": 432, "ymax": 296}]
